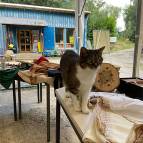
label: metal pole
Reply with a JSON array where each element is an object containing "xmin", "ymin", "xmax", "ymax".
[
  {"xmin": 79, "ymin": 0, "xmax": 85, "ymax": 49},
  {"xmin": 75, "ymin": 0, "xmax": 85, "ymax": 54},
  {"xmin": 132, "ymin": 0, "xmax": 143, "ymax": 77},
  {"xmin": 75, "ymin": 0, "xmax": 80, "ymax": 53}
]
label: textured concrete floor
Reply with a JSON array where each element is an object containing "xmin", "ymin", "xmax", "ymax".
[
  {"xmin": 0, "ymin": 87, "xmax": 80, "ymax": 143},
  {"xmin": 1, "ymin": 48, "xmax": 143, "ymax": 143}
]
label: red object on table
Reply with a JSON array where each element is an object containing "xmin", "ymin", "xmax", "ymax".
[{"xmin": 35, "ymin": 56, "xmax": 49, "ymax": 64}]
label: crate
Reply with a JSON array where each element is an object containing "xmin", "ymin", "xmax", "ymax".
[{"xmin": 117, "ymin": 78, "xmax": 143, "ymax": 101}]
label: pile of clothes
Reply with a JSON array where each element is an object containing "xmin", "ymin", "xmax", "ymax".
[
  {"xmin": 18, "ymin": 56, "xmax": 60, "ymax": 85},
  {"xmin": 30, "ymin": 56, "xmax": 59, "ymax": 74}
]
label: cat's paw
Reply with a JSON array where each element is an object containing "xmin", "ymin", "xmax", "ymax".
[
  {"xmin": 65, "ymin": 91, "xmax": 71, "ymax": 98},
  {"xmin": 65, "ymin": 94, "xmax": 70, "ymax": 98},
  {"xmin": 82, "ymin": 107, "xmax": 89, "ymax": 114}
]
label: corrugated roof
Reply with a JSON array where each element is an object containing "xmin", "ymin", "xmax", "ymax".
[{"xmin": 0, "ymin": 2, "xmax": 90, "ymax": 15}]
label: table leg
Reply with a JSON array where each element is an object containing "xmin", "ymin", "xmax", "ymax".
[
  {"xmin": 60, "ymin": 78, "xmax": 63, "ymax": 88},
  {"xmin": 56, "ymin": 99, "xmax": 61, "ymax": 143},
  {"xmin": 12, "ymin": 80, "xmax": 17, "ymax": 121},
  {"xmin": 54, "ymin": 76, "xmax": 62, "ymax": 143},
  {"xmin": 54, "ymin": 77, "xmax": 61, "ymax": 96},
  {"xmin": 18, "ymin": 79, "xmax": 22, "ymax": 119},
  {"xmin": 37, "ymin": 84, "xmax": 40, "ymax": 103},
  {"xmin": 40, "ymin": 83, "xmax": 42, "ymax": 103},
  {"xmin": 46, "ymin": 84, "xmax": 50, "ymax": 142}
]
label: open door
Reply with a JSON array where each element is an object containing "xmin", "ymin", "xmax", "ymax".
[{"xmin": 43, "ymin": 27, "xmax": 55, "ymax": 53}]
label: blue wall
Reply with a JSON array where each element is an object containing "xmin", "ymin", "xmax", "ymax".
[
  {"xmin": 0, "ymin": 7, "xmax": 88, "ymax": 55},
  {"xmin": 0, "ymin": 24, "xmax": 6, "ymax": 55},
  {"xmin": 0, "ymin": 24, "xmax": 3, "ymax": 55},
  {"xmin": 0, "ymin": 8, "xmax": 75, "ymax": 28}
]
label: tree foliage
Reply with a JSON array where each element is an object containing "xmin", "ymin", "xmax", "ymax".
[
  {"xmin": 124, "ymin": 0, "xmax": 137, "ymax": 42},
  {"xmin": 1, "ymin": 0, "xmax": 75, "ymax": 8},
  {"xmin": 86, "ymin": 0, "xmax": 120, "ymax": 42}
]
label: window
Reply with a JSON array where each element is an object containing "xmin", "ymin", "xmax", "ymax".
[
  {"xmin": 18, "ymin": 30, "xmax": 32, "ymax": 52},
  {"xmin": 55, "ymin": 28, "xmax": 64, "ymax": 48},
  {"xmin": 66, "ymin": 28, "xmax": 74, "ymax": 48}
]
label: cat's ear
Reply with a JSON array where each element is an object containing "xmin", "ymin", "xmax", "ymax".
[
  {"xmin": 98, "ymin": 46, "xmax": 105, "ymax": 54},
  {"xmin": 80, "ymin": 47, "xmax": 87, "ymax": 57}
]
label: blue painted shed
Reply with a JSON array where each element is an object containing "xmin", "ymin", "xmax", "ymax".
[{"xmin": 0, "ymin": 2, "xmax": 89, "ymax": 56}]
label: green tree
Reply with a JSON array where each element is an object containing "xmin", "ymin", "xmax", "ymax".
[
  {"xmin": 1, "ymin": 0, "xmax": 74, "ymax": 8},
  {"xmin": 124, "ymin": 0, "xmax": 137, "ymax": 42},
  {"xmin": 86, "ymin": 0, "xmax": 120, "ymax": 43}
]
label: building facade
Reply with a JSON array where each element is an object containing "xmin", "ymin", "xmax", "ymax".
[{"xmin": 0, "ymin": 2, "xmax": 89, "ymax": 56}]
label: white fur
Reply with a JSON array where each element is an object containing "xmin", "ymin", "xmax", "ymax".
[{"xmin": 72, "ymin": 65, "xmax": 100, "ymax": 113}]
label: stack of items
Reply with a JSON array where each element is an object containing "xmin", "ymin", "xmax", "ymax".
[{"xmin": 18, "ymin": 56, "xmax": 60, "ymax": 85}]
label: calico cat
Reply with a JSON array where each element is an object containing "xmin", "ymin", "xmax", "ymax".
[{"xmin": 60, "ymin": 47, "xmax": 105, "ymax": 113}]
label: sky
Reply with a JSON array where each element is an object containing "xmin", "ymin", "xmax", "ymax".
[
  {"xmin": 105, "ymin": 0, "xmax": 131, "ymax": 31},
  {"xmin": 105, "ymin": 0, "xmax": 131, "ymax": 8}
]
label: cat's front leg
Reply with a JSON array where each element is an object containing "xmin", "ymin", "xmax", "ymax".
[
  {"xmin": 81, "ymin": 93, "xmax": 89, "ymax": 114},
  {"xmin": 71, "ymin": 94, "xmax": 81, "ymax": 112},
  {"xmin": 65, "ymin": 91, "xmax": 71, "ymax": 98}
]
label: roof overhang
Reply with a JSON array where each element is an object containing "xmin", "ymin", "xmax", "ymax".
[{"xmin": 0, "ymin": 2, "xmax": 90, "ymax": 15}]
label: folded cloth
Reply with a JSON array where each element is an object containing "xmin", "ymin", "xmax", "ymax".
[
  {"xmin": 30, "ymin": 61, "xmax": 60, "ymax": 74},
  {"xmin": 18, "ymin": 70, "xmax": 54, "ymax": 85},
  {"xmin": 83, "ymin": 92, "xmax": 143, "ymax": 143},
  {"xmin": 0, "ymin": 67, "xmax": 19, "ymax": 89},
  {"xmin": 18, "ymin": 57, "xmax": 59, "ymax": 85}
]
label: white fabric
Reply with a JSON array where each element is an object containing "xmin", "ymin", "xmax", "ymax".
[
  {"xmin": 4, "ymin": 50, "xmax": 14, "ymax": 61},
  {"xmin": 56, "ymin": 88, "xmax": 143, "ymax": 143},
  {"xmin": 83, "ymin": 92, "xmax": 143, "ymax": 143}
]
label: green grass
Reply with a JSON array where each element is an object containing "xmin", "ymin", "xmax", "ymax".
[{"xmin": 110, "ymin": 38, "xmax": 135, "ymax": 52}]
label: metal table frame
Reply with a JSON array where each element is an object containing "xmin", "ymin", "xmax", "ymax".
[
  {"xmin": 12, "ymin": 80, "xmax": 43, "ymax": 121},
  {"xmin": 56, "ymin": 99, "xmax": 83, "ymax": 143},
  {"xmin": 12, "ymin": 77, "xmax": 51, "ymax": 142},
  {"xmin": 54, "ymin": 75, "xmax": 83, "ymax": 143},
  {"xmin": 11, "ymin": 69, "xmax": 62, "ymax": 143}
]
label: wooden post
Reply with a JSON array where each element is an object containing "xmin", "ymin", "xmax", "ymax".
[{"xmin": 133, "ymin": 0, "xmax": 143, "ymax": 77}]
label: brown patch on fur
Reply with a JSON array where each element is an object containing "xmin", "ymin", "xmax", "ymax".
[{"xmin": 60, "ymin": 50, "xmax": 80, "ymax": 94}]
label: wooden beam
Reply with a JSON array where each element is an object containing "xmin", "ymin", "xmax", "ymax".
[{"xmin": 133, "ymin": 0, "xmax": 143, "ymax": 77}]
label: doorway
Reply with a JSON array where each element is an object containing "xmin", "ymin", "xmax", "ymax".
[{"xmin": 18, "ymin": 30, "xmax": 32, "ymax": 52}]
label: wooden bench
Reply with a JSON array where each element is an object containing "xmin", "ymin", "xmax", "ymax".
[{"xmin": 55, "ymin": 87, "xmax": 89, "ymax": 143}]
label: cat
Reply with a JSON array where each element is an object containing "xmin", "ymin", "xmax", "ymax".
[{"xmin": 60, "ymin": 47, "xmax": 105, "ymax": 113}]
